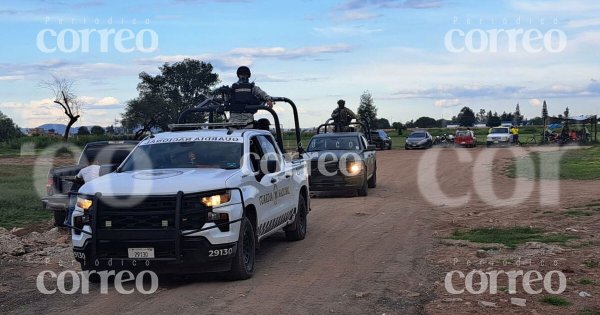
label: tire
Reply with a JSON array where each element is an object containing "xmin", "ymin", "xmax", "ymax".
[
  {"xmin": 228, "ymin": 217, "xmax": 256, "ymax": 280},
  {"xmin": 387, "ymin": 143, "xmax": 392, "ymax": 150},
  {"xmin": 357, "ymin": 174, "xmax": 368, "ymax": 196},
  {"xmin": 285, "ymin": 196, "xmax": 307, "ymax": 241},
  {"xmin": 53, "ymin": 211, "xmax": 66, "ymax": 227},
  {"xmin": 404, "ymin": 145, "xmax": 410, "ymax": 150},
  {"xmin": 367, "ymin": 169, "xmax": 377, "ymax": 188}
]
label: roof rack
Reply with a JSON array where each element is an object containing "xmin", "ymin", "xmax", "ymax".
[
  {"xmin": 168, "ymin": 122, "xmax": 250, "ymax": 131},
  {"xmin": 316, "ymin": 118, "xmax": 373, "ymax": 143},
  {"xmin": 175, "ymin": 96, "xmax": 304, "ymax": 154}
]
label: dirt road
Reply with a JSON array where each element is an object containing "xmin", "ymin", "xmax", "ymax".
[{"xmin": 2, "ymin": 148, "xmax": 599, "ymax": 314}]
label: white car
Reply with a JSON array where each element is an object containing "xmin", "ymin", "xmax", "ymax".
[
  {"xmin": 70, "ymin": 128, "xmax": 309, "ymax": 280},
  {"xmin": 486, "ymin": 127, "xmax": 512, "ymax": 146}
]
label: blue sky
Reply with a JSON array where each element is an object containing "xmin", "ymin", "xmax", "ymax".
[{"xmin": 1, "ymin": 0, "xmax": 599, "ymax": 128}]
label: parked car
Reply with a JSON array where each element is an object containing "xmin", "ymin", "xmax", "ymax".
[
  {"xmin": 486, "ymin": 127, "xmax": 511, "ymax": 147},
  {"xmin": 370, "ymin": 130, "xmax": 392, "ymax": 150},
  {"xmin": 405, "ymin": 131, "xmax": 433, "ymax": 149},
  {"xmin": 42, "ymin": 140, "xmax": 138, "ymax": 226},
  {"xmin": 304, "ymin": 132, "xmax": 377, "ymax": 196},
  {"xmin": 455, "ymin": 130, "xmax": 477, "ymax": 148}
]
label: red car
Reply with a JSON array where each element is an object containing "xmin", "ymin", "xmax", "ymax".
[{"xmin": 455, "ymin": 130, "xmax": 477, "ymax": 148}]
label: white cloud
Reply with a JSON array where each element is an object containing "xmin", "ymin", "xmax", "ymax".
[
  {"xmin": 338, "ymin": 9, "xmax": 382, "ymax": 21},
  {"xmin": 529, "ymin": 98, "xmax": 542, "ymax": 107},
  {"xmin": 511, "ymin": 0, "xmax": 600, "ymax": 12},
  {"xmin": 0, "ymin": 75, "xmax": 24, "ymax": 81},
  {"xmin": 96, "ymin": 96, "xmax": 120, "ymax": 106},
  {"xmin": 434, "ymin": 99, "xmax": 461, "ymax": 108},
  {"xmin": 314, "ymin": 26, "xmax": 383, "ymax": 36},
  {"xmin": 566, "ymin": 17, "xmax": 600, "ymax": 28}
]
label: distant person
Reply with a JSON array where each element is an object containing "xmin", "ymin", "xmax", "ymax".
[
  {"xmin": 510, "ymin": 125, "xmax": 519, "ymax": 145},
  {"xmin": 331, "ymin": 99, "xmax": 357, "ymax": 132},
  {"xmin": 65, "ymin": 159, "xmax": 101, "ymax": 226},
  {"xmin": 228, "ymin": 66, "xmax": 273, "ymax": 126},
  {"xmin": 76, "ymin": 159, "xmax": 101, "ymax": 183}
]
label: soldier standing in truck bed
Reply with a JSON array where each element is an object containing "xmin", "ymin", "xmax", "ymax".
[
  {"xmin": 228, "ymin": 66, "xmax": 273, "ymax": 126},
  {"xmin": 331, "ymin": 99, "xmax": 357, "ymax": 132}
]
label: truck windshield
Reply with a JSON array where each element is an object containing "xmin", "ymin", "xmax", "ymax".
[
  {"xmin": 308, "ymin": 136, "xmax": 361, "ymax": 151},
  {"xmin": 490, "ymin": 128, "xmax": 508, "ymax": 134},
  {"xmin": 119, "ymin": 141, "xmax": 243, "ymax": 171},
  {"xmin": 80, "ymin": 146, "xmax": 135, "ymax": 165}
]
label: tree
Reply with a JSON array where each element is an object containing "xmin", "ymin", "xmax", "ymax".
[
  {"xmin": 122, "ymin": 59, "xmax": 220, "ymax": 134},
  {"xmin": 477, "ymin": 108, "xmax": 487, "ymax": 124},
  {"xmin": 515, "ymin": 103, "xmax": 523, "ymax": 125},
  {"xmin": 414, "ymin": 116, "xmax": 438, "ymax": 128},
  {"xmin": 91, "ymin": 125, "xmax": 105, "ymax": 135},
  {"xmin": 542, "ymin": 100, "xmax": 548, "ymax": 121},
  {"xmin": 121, "ymin": 94, "xmax": 167, "ymax": 139},
  {"xmin": 564, "ymin": 106, "xmax": 570, "ymax": 118},
  {"xmin": 41, "ymin": 75, "xmax": 81, "ymax": 141},
  {"xmin": 0, "ymin": 111, "xmax": 22, "ymax": 141},
  {"xmin": 392, "ymin": 122, "xmax": 405, "ymax": 135},
  {"xmin": 357, "ymin": 91, "xmax": 377, "ymax": 130},
  {"xmin": 487, "ymin": 112, "xmax": 501, "ymax": 127},
  {"xmin": 457, "ymin": 106, "xmax": 476, "ymax": 127},
  {"xmin": 528, "ymin": 117, "xmax": 544, "ymax": 125},
  {"xmin": 77, "ymin": 126, "xmax": 90, "ymax": 135},
  {"xmin": 374, "ymin": 118, "xmax": 390, "ymax": 129}
]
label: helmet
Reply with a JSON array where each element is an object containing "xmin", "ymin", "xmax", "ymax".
[
  {"xmin": 236, "ymin": 66, "xmax": 251, "ymax": 77},
  {"xmin": 337, "ymin": 99, "xmax": 345, "ymax": 106}
]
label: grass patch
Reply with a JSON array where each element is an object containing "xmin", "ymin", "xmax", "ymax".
[
  {"xmin": 583, "ymin": 259, "xmax": 599, "ymax": 268},
  {"xmin": 540, "ymin": 296, "xmax": 571, "ymax": 306},
  {"xmin": 507, "ymin": 146, "xmax": 600, "ymax": 180},
  {"xmin": 450, "ymin": 227, "xmax": 576, "ymax": 249},
  {"xmin": 564, "ymin": 210, "xmax": 594, "ymax": 217},
  {"xmin": 577, "ymin": 278, "xmax": 595, "ymax": 285},
  {"xmin": 0, "ymin": 165, "xmax": 51, "ymax": 229},
  {"xmin": 581, "ymin": 309, "xmax": 600, "ymax": 315}
]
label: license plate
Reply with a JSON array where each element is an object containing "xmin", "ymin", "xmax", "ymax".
[
  {"xmin": 493, "ymin": 141, "xmax": 499, "ymax": 144},
  {"xmin": 461, "ymin": 142, "xmax": 466, "ymax": 144},
  {"xmin": 128, "ymin": 248, "xmax": 154, "ymax": 259}
]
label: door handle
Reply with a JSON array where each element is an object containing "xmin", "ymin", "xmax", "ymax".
[{"xmin": 271, "ymin": 178, "xmax": 277, "ymax": 183}]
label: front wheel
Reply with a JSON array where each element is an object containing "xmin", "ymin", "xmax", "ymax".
[
  {"xmin": 285, "ymin": 196, "xmax": 307, "ymax": 241},
  {"xmin": 228, "ymin": 217, "xmax": 256, "ymax": 280},
  {"xmin": 367, "ymin": 169, "xmax": 377, "ymax": 188},
  {"xmin": 53, "ymin": 211, "xmax": 66, "ymax": 227},
  {"xmin": 357, "ymin": 174, "xmax": 368, "ymax": 196}
]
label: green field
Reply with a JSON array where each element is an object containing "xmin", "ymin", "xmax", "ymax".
[
  {"xmin": 0, "ymin": 165, "xmax": 51, "ymax": 229},
  {"xmin": 507, "ymin": 146, "xmax": 600, "ymax": 180}
]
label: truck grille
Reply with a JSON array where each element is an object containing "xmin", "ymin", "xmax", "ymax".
[{"xmin": 94, "ymin": 194, "xmax": 210, "ymax": 259}]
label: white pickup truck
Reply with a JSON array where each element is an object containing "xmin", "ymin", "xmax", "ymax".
[{"xmin": 70, "ymin": 126, "xmax": 309, "ymax": 280}]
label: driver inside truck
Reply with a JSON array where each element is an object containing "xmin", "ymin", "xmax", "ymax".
[{"xmin": 228, "ymin": 66, "xmax": 274, "ymax": 126}]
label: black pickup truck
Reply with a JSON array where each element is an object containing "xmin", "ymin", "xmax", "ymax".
[{"xmin": 42, "ymin": 140, "xmax": 138, "ymax": 226}]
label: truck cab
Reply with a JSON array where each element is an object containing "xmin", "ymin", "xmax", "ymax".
[{"xmin": 70, "ymin": 98, "xmax": 309, "ymax": 280}]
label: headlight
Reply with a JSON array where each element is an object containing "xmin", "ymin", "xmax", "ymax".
[
  {"xmin": 76, "ymin": 197, "xmax": 93, "ymax": 211},
  {"xmin": 201, "ymin": 191, "xmax": 231, "ymax": 207},
  {"xmin": 347, "ymin": 161, "xmax": 362, "ymax": 175}
]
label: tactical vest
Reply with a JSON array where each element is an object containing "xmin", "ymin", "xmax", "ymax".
[{"xmin": 229, "ymin": 82, "xmax": 261, "ymax": 113}]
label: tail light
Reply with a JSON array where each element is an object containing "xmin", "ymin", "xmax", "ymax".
[{"xmin": 46, "ymin": 178, "xmax": 54, "ymax": 195}]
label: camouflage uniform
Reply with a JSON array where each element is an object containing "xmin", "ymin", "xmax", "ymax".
[
  {"xmin": 331, "ymin": 107, "xmax": 357, "ymax": 132},
  {"xmin": 228, "ymin": 79, "xmax": 272, "ymax": 125}
]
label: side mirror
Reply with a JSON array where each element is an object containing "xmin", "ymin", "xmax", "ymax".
[
  {"xmin": 266, "ymin": 159, "xmax": 279, "ymax": 173},
  {"xmin": 366, "ymin": 144, "xmax": 377, "ymax": 151}
]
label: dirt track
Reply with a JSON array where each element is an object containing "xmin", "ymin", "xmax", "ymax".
[{"xmin": 2, "ymin": 148, "xmax": 600, "ymax": 314}]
